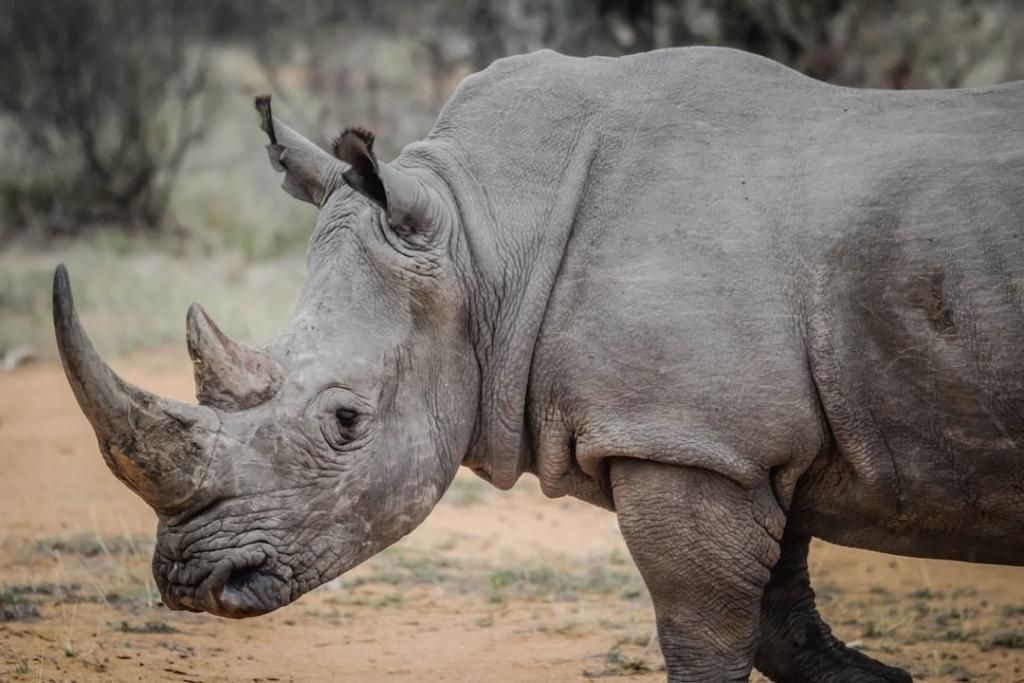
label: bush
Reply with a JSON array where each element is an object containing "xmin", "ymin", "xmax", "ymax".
[{"xmin": 0, "ymin": 0, "xmax": 214, "ymax": 236}]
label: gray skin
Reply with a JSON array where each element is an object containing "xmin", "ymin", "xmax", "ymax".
[{"xmin": 52, "ymin": 47, "xmax": 1024, "ymax": 682}]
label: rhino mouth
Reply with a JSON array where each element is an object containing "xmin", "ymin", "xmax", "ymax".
[{"xmin": 161, "ymin": 557, "xmax": 291, "ymax": 619}]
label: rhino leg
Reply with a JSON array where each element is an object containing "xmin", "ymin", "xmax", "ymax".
[
  {"xmin": 611, "ymin": 459, "xmax": 785, "ymax": 683},
  {"xmin": 754, "ymin": 535, "xmax": 913, "ymax": 683}
]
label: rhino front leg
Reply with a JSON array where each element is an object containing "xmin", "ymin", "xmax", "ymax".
[
  {"xmin": 610, "ymin": 458, "xmax": 785, "ymax": 683},
  {"xmin": 754, "ymin": 535, "xmax": 913, "ymax": 683}
]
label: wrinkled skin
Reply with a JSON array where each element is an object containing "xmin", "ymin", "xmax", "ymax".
[{"xmin": 55, "ymin": 48, "xmax": 1024, "ymax": 681}]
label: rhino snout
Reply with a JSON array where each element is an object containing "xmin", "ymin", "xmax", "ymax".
[{"xmin": 158, "ymin": 552, "xmax": 292, "ymax": 619}]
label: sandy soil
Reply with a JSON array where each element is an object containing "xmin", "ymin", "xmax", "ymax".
[{"xmin": 1, "ymin": 352, "xmax": 1023, "ymax": 682}]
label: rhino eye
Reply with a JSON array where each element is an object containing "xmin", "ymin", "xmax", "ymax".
[
  {"xmin": 314, "ymin": 387, "xmax": 371, "ymax": 451},
  {"xmin": 323, "ymin": 405, "xmax": 368, "ymax": 452},
  {"xmin": 326, "ymin": 406, "xmax": 364, "ymax": 449},
  {"xmin": 335, "ymin": 407, "xmax": 360, "ymax": 432}
]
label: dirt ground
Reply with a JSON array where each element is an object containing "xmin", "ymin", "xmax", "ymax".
[{"xmin": 1, "ymin": 352, "xmax": 1023, "ymax": 682}]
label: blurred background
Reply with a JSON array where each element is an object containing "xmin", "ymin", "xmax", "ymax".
[{"xmin": 2, "ymin": 0, "xmax": 1024, "ymax": 363}]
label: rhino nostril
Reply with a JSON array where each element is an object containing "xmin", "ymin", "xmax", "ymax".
[
  {"xmin": 210, "ymin": 562, "xmax": 287, "ymax": 619},
  {"xmin": 224, "ymin": 566, "xmax": 262, "ymax": 592}
]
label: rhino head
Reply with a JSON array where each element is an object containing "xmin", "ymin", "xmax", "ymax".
[{"xmin": 52, "ymin": 97, "xmax": 478, "ymax": 618}]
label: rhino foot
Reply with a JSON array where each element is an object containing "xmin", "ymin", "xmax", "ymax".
[
  {"xmin": 771, "ymin": 644, "xmax": 912, "ymax": 683},
  {"xmin": 754, "ymin": 536, "xmax": 913, "ymax": 683}
]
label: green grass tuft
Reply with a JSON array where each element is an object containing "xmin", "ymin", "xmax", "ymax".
[
  {"xmin": 0, "ymin": 590, "xmax": 40, "ymax": 621},
  {"xmin": 116, "ymin": 620, "xmax": 180, "ymax": 634},
  {"xmin": 989, "ymin": 630, "xmax": 1024, "ymax": 649}
]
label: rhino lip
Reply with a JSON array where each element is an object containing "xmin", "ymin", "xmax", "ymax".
[{"xmin": 208, "ymin": 562, "xmax": 290, "ymax": 619}]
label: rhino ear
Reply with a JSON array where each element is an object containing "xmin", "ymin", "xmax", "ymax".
[
  {"xmin": 255, "ymin": 95, "xmax": 344, "ymax": 207},
  {"xmin": 333, "ymin": 128, "xmax": 442, "ymax": 235},
  {"xmin": 333, "ymin": 128, "xmax": 388, "ymax": 210}
]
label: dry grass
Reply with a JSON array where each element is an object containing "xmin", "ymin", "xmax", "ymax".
[
  {"xmin": 0, "ymin": 82, "xmax": 315, "ymax": 362},
  {"xmin": 0, "ymin": 243, "xmax": 305, "ymax": 359}
]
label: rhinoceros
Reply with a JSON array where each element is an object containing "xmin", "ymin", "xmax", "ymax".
[{"xmin": 53, "ymin": 46, "xmax": 1024, "ymax": 682}]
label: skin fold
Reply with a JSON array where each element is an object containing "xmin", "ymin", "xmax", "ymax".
[{"xmin": 53, "ymin": 48, "xmax": 1023, "ymax": 681}]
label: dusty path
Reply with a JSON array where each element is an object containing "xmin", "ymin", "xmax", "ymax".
[{"xmin": 1, "ymin": 353, "xmax": 1023, "ymax": 682}]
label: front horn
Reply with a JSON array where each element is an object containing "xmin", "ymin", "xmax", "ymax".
[{"xmin": 53, "ymin": 265, "xmax": 219, "ymax": 513}]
